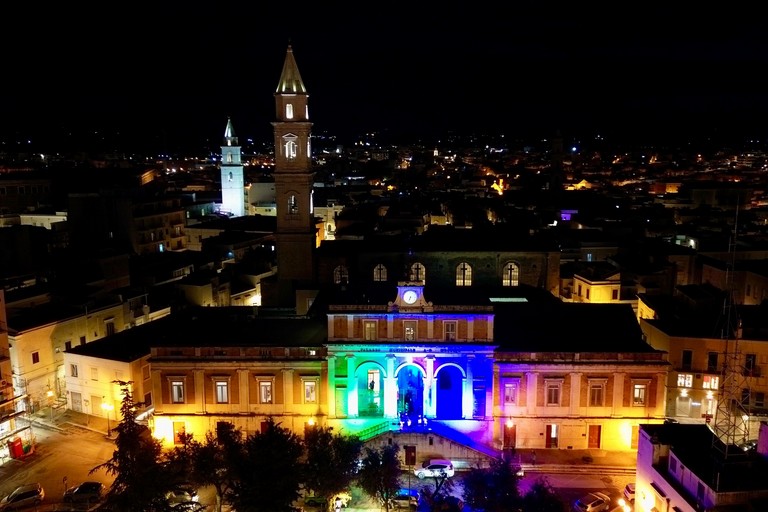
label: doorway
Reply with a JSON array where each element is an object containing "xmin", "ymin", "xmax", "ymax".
[{"xmin": 588, "ymin": 424, "xmax": 601, "ymax": 449}]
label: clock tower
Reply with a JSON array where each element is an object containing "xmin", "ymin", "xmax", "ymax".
[{"xmin": 270, "ymin": 44, "xmax": 317, "ymax": 306}]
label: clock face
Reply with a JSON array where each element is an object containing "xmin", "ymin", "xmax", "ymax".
[{"xmin": 403, "ymin": 290, "xmax": 418, "ymax": 304}]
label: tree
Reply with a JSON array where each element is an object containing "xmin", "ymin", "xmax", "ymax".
[
  {"xmin": 520, "ymin": 477, "xmax": 565, "ymax": 512},
  {"xmin": 461, "ymin": 457, "xmax": 521, "ymax": 512},
  {"xmin": 227, "ymin": 417, "xmax": 304, "ymax": 512},
  {"xmin": 91, "ymin": 381, "xmax": 174, "ymax": 512},
  {"xmin": 303, "ymin": 425, "xmax": 363, "ymax": 510},
  {"xmin": 356, "ymin": 443, "xmax": 403, "ymax": 512}
]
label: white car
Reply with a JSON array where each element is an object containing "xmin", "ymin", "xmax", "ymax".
[{"xmin": 414, "ymin": 459, "xmax": 454, "ymax": 479}]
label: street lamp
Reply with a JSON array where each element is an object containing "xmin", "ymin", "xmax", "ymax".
[
  {"xmin": 46, "ymin": 388, "xmax": 55, "ymax": 421},
  {"xmin": 102, "ymin": 401, "xmax": 115, "ymax": 437}
]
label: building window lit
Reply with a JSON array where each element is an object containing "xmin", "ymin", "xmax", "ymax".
[
  {"xmin": 444, "ymin": 321, "xmax": 457, "ymax": 341},
  {"xmin": 215, "ymin": 381, "xmax": 229, "ymax": 404},
  {"xmin": 702, "ymin": 375, "xmax": 719, "ymax": 389},
  {"xmin": 333, "ymin": 265, "xmax": 349, "ymax": 285},
  {"xmin": 502, "ymin": 262, "xmax": 520, "ymax": 287},
  {"xmin": 304, "ymin": 380, "xmax": 317, "ymax": 404},
  {"xmin": 504, "ymin": 382, "xmax": 518, "ymax": 405},
  {"xmin": 632, "ymin": 383, "xmax": 647, "ymax": 406},
  {"xmin": 373, "ymin": 263, "xmax": 387, "ymax": 282},
  {"xmin": 409, "ymin": 263, "xmax": 426, "ymax": 283},
  {"xmin": 284, "ymin": 140, "xmax": 297, "ymax": 159},
  {"xmin": 364, "ymin": 320, "xmax": 377, "ymax": 341},
  {"xmin": 285, "ymin": 103, "xmax": 293, "ymax": 119},
  {"xmin": 171, "ymin": 380, "xmax": 185, "ymax": 404},
  {"xmin": 288, "ymin": 194, "xmax": 299, "ymax": 214},
  {"xmin": 456, "ymin": 262, "xmax": 472, "ymax": 286},
  {"xmin": 404, "ymin": 321, "xmax": 417, "ymax": 341},
  {"xmin": 677, "ymin": 373, "xmax": 693, "ymax": 388},
  {"xmin": 259, "ymin": 381, "xmax": 273, "ymax": 404}
]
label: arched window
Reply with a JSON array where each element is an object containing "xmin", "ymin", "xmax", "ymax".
[
  {"xmin": 284, "ymin": 140, "xmax": 297, "ymax": 159},
  {"xmin": 228, "ymin": 171, "xmax": 233, "ymax": 181},
  {"xmin": 373, "ymin": 264, "xmax": 387, "ymax": 282},
  {"xmin": 409, "ymin": 263, "xmax": 426, "ymax": 283},
  {"xmin": 285, "ymin": 103, "xmax": 294, "ymax": 119},
  {"xmin": 333, "ymin": 265, "xmax": 349, "ymax": 285},
  {"xmin": 456, "ymin": 262, "xmax": 472, "ymax": 286},
  {"xmin": 502, "ymin": 262, "xmax": 520, "ymax": 287},
  {"xmin": 288, "ymin": 195, "xmax": 299, "ymax": 214}
]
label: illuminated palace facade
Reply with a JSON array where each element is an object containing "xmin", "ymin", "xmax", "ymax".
[{"xmin": 149, "ymin": 283, "xmax": 668, "ymax": 457}]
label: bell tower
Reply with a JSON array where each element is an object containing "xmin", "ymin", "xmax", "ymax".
[
  {"xmin": 271, "ymin": 44, "xmax": 316, "ymax": 306},
  {"xmin": 220, "ymin": 117, "xmax": 245, "ymax": 217}
]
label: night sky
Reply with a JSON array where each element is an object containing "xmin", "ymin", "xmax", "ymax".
[{"xmin": 3, "ymin": 6, "xmax": 768, "ymax": 153}]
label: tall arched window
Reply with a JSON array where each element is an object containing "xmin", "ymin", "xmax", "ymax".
[
  {"xmin": 333, "ymin": 265, "xmax": 349, "ymax": 285},
  {"xmin": 288, "ymin": 195, "xmax": 299, "ymax": 214},
  {"xmin": 373, "ymin": 264, "xmax": 387, "ymax": 282},
  {"xmin": 502, "ymin": 262, "xmax": 520, "ymax": 287},
  {"xmin": 409, "ymin": 263, "xmax": 426, "ymax": 283},
  {"xmin": 285, "ymin": 103, "xmax": 294, "ymax": 119},
  {"xmin": 284, "ymin": 140, "xmax": 297, "ymax": 159},
  {"xmin": 456, "ymin": 262, "xmax": 472, "ymax": 286}
]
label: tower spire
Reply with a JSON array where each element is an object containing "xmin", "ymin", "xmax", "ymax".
[{"xmin": 219, "ymin": 116, "xmax": 245, "ymax": 217}]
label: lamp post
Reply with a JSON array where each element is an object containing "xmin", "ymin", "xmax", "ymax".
[
  {"xmin": 102, "ymin": 401, "xmax": 114, "ymax": 437},
  {"xmin": 46, "ymin": 389, "xmax": 54, "ymax": 421}
]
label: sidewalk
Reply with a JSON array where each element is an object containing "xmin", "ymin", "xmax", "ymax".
[{"xmin": 29, "ymin": 407, "xmax": 114, "ymax": 437}]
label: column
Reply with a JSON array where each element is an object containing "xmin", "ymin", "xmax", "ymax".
[
  {"xmin": 327, "ymin": 356, "xmax": 336, "ymax": 418},
  {"xmin": 526, "ymin": 372, "xmax": 537, "ymax": 415},
  {"xmin": 384, "ymin": 355, "xmax": 397, "ymax": 418},
  {"xmin": 613, "ymin": 373, "xmax": 625, "ymax": 417},
  {"xmin": 238, "ymin": 369, "xmax": 250, "ymax": 413},
  {"xmin": 462, "ymin": 357, "xmax": 475, "ymax": 419},
  {"xmin": 655, "ymin": 372, "xmax": 666, "ymax": 418},
  {"xmin": 347, "ymin": 355, "xmax": 358, "ymax": 417},
  {"xmin": 282, "ymin": 368, "xmax": 294, "ymax": 412},
  {"xmin": 195, "ymin": 370, "xmax": 205, "ymax": 414},
  {"xmin": 569, "ymin": 372, "xmax": 581, "ymax": 417},
  {"xmin": 425, "ymin": 356, "xmax": 436, "ymax": 418}
]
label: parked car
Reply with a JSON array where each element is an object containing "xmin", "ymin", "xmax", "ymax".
[
  {"xmin": 391, "ymin": 488, "xmax": 420, "ymax": 509},
  {"xmin": 63, "ymin": 481, "xmax": 104, "ymax": 503},
  {"xmin": 0, "ymin": 483, "xmax": 45, "ymax": 511},
  {"xmin": 622, "ymin": 483, "xmax": 635, "ymax": 503},
  {"xmin": 414, "ymin": 458, "xmax": 455, "ymax": 479},
  {"xmin": 165, "ymin": 486, "xmax": 200, "ymax": 508},
  {"xmin": 573, "ymin": 491, "xmax": 611, "ymax": 512}
]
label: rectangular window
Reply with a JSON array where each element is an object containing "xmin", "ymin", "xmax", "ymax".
[
  {"xmin": 677, "ymin": 373, "xmax": 693, "ymax": 388},
  {"xmin": 611, "ymin": 289, "xmax": 618, "ymax": 300},
  {"xmin": 65, "ymin": 340, "xmax": 72, "ymax": 351},
  {"xmin": 259, "ymin": 381, "xmax": 273, "ymax": 404},
  {"xmin": 755, "ymin": 392, "xmax": 765, "ymax": 408},
  {"xmin": 746, "ymin": 353, "xmax": 757, "ymax": 371},
  {"xmin": 32, "ymin": 352, "xmax": 40, "ymax": 364},
  {"xmin": 105, "ymin": 319, "xmax": 116, "ymax": 337},
  {"xmin": 545, "ymin": 381, "xmax": 561, "ymax": 406},
  {"xmin": 633, "ymin": 384, "xmax": 647, "ymax": 406},
  {"xmin": 589, "ymin": 382, "xmax": 605, "ymax": 407},
  {"xmin": 681, "ymin": 350, "xmax": 693, "ymax": 371},
  {"xmin": 144, "ymin": 392, "xmax": 152, "ymax": 406},
  {"xmin": 91, "ymin": 367, "xmax": 98, "ymax": 381},
  {"xmin": 504, "ymin": 382, "xmax": 518, "ymax": 404},
  {"xmin": 215, "ymin": 381, "xmax": 228, "ymax": 403},
  {"xmin": 444, "ymin": 321, "xmax": 457, "ymax": 341},
  {"xmin": 80, "ymin": 336, "xmax": 86, "ymax": 345},
  {"xmin": 404, "ymin": 321, "xmax": 417, "ymax": 341},
  {"xmin": 304, "ymin": 381, "xmax": 317, "ymax": 403},
  {"xmin": 364, "ymin": 321, "xmax": 376, "ymax": 341},
  {"xmin": 171, "ymin": 380, "xmax": 185, "ymax": 403},
  {"xmin": 142, "ymin": 365, "xmax": 150, "ymax": 380},
  {"xmin": 70, "ymin": 364, "xmax": 78, "ymax": 377},
  {"xmin": 707, "ymin": 352, "xmax": 719, "ymax": 372},
  {"xmin": 703, "ymin": 375, "xmax": 719, "ymax": 390}
]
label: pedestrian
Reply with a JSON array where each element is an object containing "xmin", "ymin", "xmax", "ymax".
[{"xmin": 531, "ymin": 450, "xmax": 536, "ymax": 465}]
